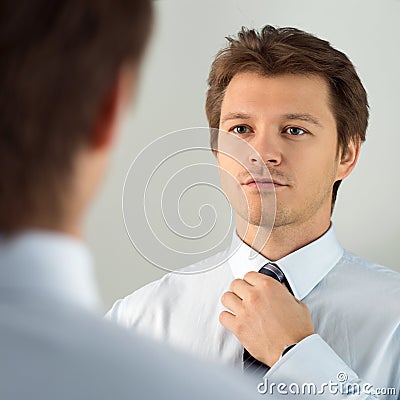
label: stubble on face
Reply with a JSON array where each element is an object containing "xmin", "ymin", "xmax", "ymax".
[
  {"xmin": 272, "ymin": 158, "xmax": 338, "ymax": 229},
  {"xmin": 217, "ymin": 72, "xmax": 340, "ymax": 245}
]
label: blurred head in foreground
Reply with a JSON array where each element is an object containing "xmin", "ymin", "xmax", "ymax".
[{"xmin": 0, "ymin": 0, "xmax": 153, "ymax": 236}]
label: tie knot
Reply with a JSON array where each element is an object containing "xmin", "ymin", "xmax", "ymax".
[{"xmin": 258, "ymin": 263, "xmax": 285, "ymax": 283}]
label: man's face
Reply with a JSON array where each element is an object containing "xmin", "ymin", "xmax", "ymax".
[{"xmin": 217, "ymin": 72, "xmax": 347, "ymax": 231}]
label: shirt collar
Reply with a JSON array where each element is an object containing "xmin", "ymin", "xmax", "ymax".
[
  {"xmin": 227, "ymin": 224, "xmax": 344, "ymax": 300},
  {"xmin": 0, "ymin": 230, "xmax": 101, "ymax": 313}
]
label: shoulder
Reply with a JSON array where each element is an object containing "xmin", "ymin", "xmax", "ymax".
[
  {"xmin": 329, "ymin": 250, "xmax": 400, "ymax": 315},
  {"xmin": 0, "ymin": 297, "xmax": 153, "ymax": 397},
  {"xmin": 0, "ymin": 298, "xmax": 256, "ymax": 400},
  {"xmin": 341, "ymin": 250, "xmax": 400, "ymax": 284},
  {"xmin": 106, "ymin": 249, "xmax": 231, "ymax": 326}
]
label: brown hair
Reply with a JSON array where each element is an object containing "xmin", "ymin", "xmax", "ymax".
[
  {"xmin": 0, "ymin": 0, "xmax": 153, "ymax": 232},
  {"xmin": 206, "ymin": 25, "xmax": 369, "ymax": 211}
]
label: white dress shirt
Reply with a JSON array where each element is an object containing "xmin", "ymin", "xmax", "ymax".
[
  {"xmin": 0, "ymin": 230, "xmax": 260, "ymax": 400},
  {"xmin": 107, "ymin": 225, "xmax": 400, "ymax": 399}
]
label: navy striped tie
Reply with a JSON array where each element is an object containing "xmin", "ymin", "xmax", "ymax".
[{"xmin": 242, "ymin": 263, "xmax": 288, "ymax": 376}]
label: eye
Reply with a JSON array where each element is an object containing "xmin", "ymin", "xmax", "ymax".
[
  {"xmin": 231, "ymin": 125, "xmax": 252, "ymax": 135},
  {"xmin": 285, "ymin": 126, "xmax": 307, "ymax": 136}
]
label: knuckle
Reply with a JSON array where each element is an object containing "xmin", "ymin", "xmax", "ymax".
[
  {"xmin": 221, "ymin": 292, "xmax": 230, "ymax": 304},
  {"xmin": 230, "ymin": 278, "xmax": 241, "ymax": 291},
  {"xmin": 260, "ymin": 278, "xmax": 272, "ymax": 289},
  {"xmin": 219, "ymin": 311, "xmax": 228, "ymax": 324},
  {"xmin": 247, "ymin": 292, "xmax": 259, "ymax": 306},
  {"xmin": 243, "ymin": 271, "xmax": 255, "ymax": 281}
]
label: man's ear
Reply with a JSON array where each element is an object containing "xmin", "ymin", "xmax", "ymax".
[
  {"xmin": 89, "ymin": 66, "xmax": 136, "ymax": 150},
  {"xmin": 89, "ymin": 82, "xmax": 120, "ymax": 150},
  {"xmin": 335, "ymin": 137, "xmax": 361, "ymax": 181}
]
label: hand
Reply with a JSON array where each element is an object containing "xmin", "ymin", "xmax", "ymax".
[{"xmin": 219, "ymin": 271, "xmax": 315, "ymax": 367}]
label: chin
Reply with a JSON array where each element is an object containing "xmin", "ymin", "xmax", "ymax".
[
  {"xmin": 236, "ymin": 207, "xmax": 275, "ymax": 229},
  {"xmin": 272, "ymin": 207, "xmax": 302, "ymax": 228}
]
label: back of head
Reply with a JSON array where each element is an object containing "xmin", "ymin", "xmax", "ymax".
[{"xmin": 0, "ymin": 0, "xmax": 153, "ymax": 233}]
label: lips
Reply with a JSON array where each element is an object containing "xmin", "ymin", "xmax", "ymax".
[{"xmin": 242, "ymin": 177, "xmax": 286, "ymax": 187}]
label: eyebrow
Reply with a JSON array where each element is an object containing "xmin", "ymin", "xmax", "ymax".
[
  {"xmin": 220, "ymin": 112, "xmax": 252, "ymax": 124},
  {"xmin": 283, "ymin": 113, "xmax": 323, "ymax": 127},
  {"xmin": 220, "ymin": 112, "xmax": 323, "ymax": 127}
]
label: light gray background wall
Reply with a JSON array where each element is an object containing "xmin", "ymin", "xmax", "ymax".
[{"xmin": 85, "ymin": 0, "xmax": 400, "ymax": 310}]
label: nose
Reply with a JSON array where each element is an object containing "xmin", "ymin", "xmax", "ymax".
[{"xmin": 248, "ymin": 130, "xmax": 282, "ymax": 167}]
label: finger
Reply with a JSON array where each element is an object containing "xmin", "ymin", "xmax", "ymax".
[
  {"xmin": 219, "ymin": 310, "xmax": 236, "ymax": 331},
  {"xmin": 230, "ymin": 278, "xmax": 252, "ymax": 300},
  {"xmin": 221, "ymin": 291, "xmax": 242, "ymax": 313},
  {"xmin": 244, "ymin": 270, "xmax": 283, "ymax": 287}
]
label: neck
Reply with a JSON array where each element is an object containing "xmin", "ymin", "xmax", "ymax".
[
  {"xmin": 236, "ymin": 215, "xmax": 331, "ymax": 261},
  {"xmin": 2, "ymin": 211, "xmax": 84, "ymax": 240},
  {"xmin": 33, "ymin": 220, "xmax": 83, "ymax": 239}
]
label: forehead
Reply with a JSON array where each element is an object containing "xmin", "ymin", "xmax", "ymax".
[{"xmin": 220, "ymin": 72, "xmax": 335, "ymax": 126}]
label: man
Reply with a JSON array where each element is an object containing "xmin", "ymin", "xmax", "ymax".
[
  {"xmin": 0, "ymin": 2, "xmax": 260, "ymax": 399},
  {"xmin": 107, "ymin": 26, "xmax": 400, "ymax": 398}
]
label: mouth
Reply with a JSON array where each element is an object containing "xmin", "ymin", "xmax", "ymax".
[{"xmin": 242, "ymin": 177, "xmax": 287, "ymax": 190}]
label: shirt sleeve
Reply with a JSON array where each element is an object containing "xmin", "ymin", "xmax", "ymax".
[
  {"xmin": 104, "ymin": 281, "xmax": 159, "ymax": 329},
  {"xmin": 262, "ymin": 334, "xmax": 390, "ymax": 399},
  {"xmin": 104, "ymin": 298, "xmax": 124, "ymax": 322}
]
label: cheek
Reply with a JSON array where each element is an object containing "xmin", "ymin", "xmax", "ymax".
[
  {"xmin": 218, "ymin": 154, "xmax": 237, "ymax": 196},
  {"xmin": 217, "ymin": 153, "xmax": 243, "ymax": 179},
  {"xmin": 308, "ymin": 160, "xmax": 338, "ymax": 191},
  {"xmin": 286, "ymin": 147, "xmax": 338, "ymax": 189}
]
